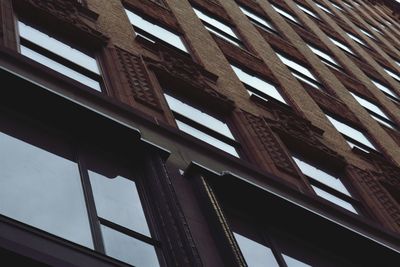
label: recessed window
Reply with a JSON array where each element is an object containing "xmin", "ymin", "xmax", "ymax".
[
  {"xmin": 18, "ymin": 21, "xmax": 103, "ymax": 91},
  {"xmin": 370, "ymin": 25, "xmax": 383, "ymax": 35},
  {"xmin": 314, "ymin": 2, "xmax": 333, "ymax": 14},
  {"xmin": 342, "ymin": 1, "xmax": 353, "ymax": 9},
  {"xmin": 307, "ymin": 44, "xmax": 342, "ymax": 70},
  {"xmin": 329, "ymin": 36, "xmax": 356, "ymax": 55},
  {"xmin": 329, "ymin": 1, "xmax": 344, "ymax": 11},
  {"xmin": 276, "ymin": 52, "xmax": 323, "ymax": 90},
  {"xmin": 383, "ymin": 67, "xmax": 400, "ymax": 83},
  {"xmin": 292, "ymin": 156, "xmax": 358, "ymax": 214},
  {"xmin": 296, "ymin": 3, "xmax": 320, "ymax": 19},
  {"xmin": 0, "ymin": 117, "xmax": 161, "ymax": 266},
  {"xmin": 271, "ymin": 4, "xmax": 301, "ymax": 25},
  {"xmin": 124, "ymin": 8, "xmax": 188, "ymax": 53},
  {"xmin": 346, "ymin": 31, "xmax": 368, "ymax": 47},
  {"xmin": 164, "ymin": 93, "xmax": 240, "ymax": 157},
  {"xmin": 359, "ymin": 27, "xmax": 376, "ymax": 40},
  {"xmin": 350, "ymin": 92, "xmax": 397, "ymax": 130},
  {"xmin": 371, "ymin": 79, "xmax": 400, "ymax": 103},
  {"xmin": 239, "ymin": 5, "xmax": 277, "ymax": 34},
  {"xmin": 231, "ymin": 64, "xmax": 287, "ymax": 104},
  {"xmin": 325, "ymin": 114, "xmax": 378, "ymax": 152},
  {"xmin": 192, "ymin": 7, "xmax": 244, "ymax": 48}
]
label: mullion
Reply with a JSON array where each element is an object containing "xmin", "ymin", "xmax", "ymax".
[
  {"xmin": 77, "ymin": 154, "xmax": 106, "ymax": 253},
  {"xmin": 249, "ymin": 18, "xmax": 277, "ymax": 34},
  {"xmin": 263, "ymin": 230, "xmax": 289, "ymax": 267},
  {"xmin": 99, "ymin": 217, "xmax": 161, "ymax": 247},
  {"xmin": 173, "ymin": 112, "xmax": 238, "ymax": 146},
  {"xmin": 308, "ymin": 178, "xmax": 359, "ymax": 203},
  {"xmin": 290, "ymin": 67, "xmax": 322, "ymax": 87},
  {"xmin": 20, "ymin": 38, "xmax": 101, "ymax": 81},
  {"xmin": 201, "ymin": 20, "xmax": 243, "ymax": 45}
]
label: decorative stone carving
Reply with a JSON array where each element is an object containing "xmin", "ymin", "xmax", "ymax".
[
  {"xmin": 14, "ymin": 0, "xmax": 108, "ymax": 44},
  {"xmin": 348, "ymin": 165, "xmax": 400, "ymax": 229},
  {"xmin": 242, "ymin": 110, "xmax": 299, "ymax": 176},
  {"xmin": 114, "ymin": 47, "xmax": 161, "ymax": 110},
  {"xmin": 145, "ymin": 46, "xmax": 235, "ymax": 111},
  {"xmin": 265, "ymin": 104, "xmax": 345, "ymax": 163}
]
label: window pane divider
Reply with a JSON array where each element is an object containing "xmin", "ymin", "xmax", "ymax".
[
  {"xmin": 200, "ymin": 20, "xmax": 243, "ymax": 46},
  {"xmin": 98, "ymin": 217, "xmax": 161, "ymax": 247}
]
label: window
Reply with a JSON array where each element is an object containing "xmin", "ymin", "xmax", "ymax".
[
  {"xmin": 359, "ymin": 27, "xmax": 376, "ymax": 40},
  {"xmin": 329, "ymin": 1, "xmax": 344, "ymax": 11},
  {"xmin": 18, "ymin": 21, "xmax": 103, "ymax": 92},
  {"xmin": 0, "ymin": 116, "xmax": 161, "ymax": 266},
  {"xmin": 271, "ymin": 4, "xmax": 301, "ymax": 25},
  {"xmin": 296, "ymin": 3, "xmax": 320, "ymax": 19},
  {"xmin": 314, "ymin": 2, "xmax": 333, "ymax": 14},
  {"xmin": 124, "ymin": 8, "xmax": 188, "ymax": 53},
  {"xmin": 231, "ymin": 64, "xmax": 287, "ymax": 104},
  {"xmin": 342, "ymin": 1, "xmax": 353, "ymax": 9},
  {"xmin": 369, "ymin": 23, "xmax": 383, "ymax": 35},
  {"xmin": 329, "ymin": 36, "xmax": 356, "ymax": 55},
  {"xmin": 383, "ymin": 67, "xmax": 400, "ymax": 83},
  {"xmin": 307, "ymin": 44, "xmax": 342, "ymax": 70},
  {"xmin": 350, "ymin": 92, "xmax": 397, "ymax": 130},
  {"xmin": 192, "ymin": 7, "xmax": 244, "ymax": 48},
  {"xmin": 276, "ymin": 52, "xmax": 323, "ymax": 90},
  {"xmin": 325, "ymin": 114, "xmax": 378, "ymax": 152},
  {"xmin": 292, "ymin": 156, "xmax": 358, "ymax": 214},
  {"xmin": 346, "ymin": 31, "xmax": 368, "ymax": 47},
  {"xmin": 239, "ymin": 5, "xmax": 277, "ymax": 34},
  {"xmin": 164, "ymin": 93, "xmax": 240, "ymax": 157},
  {"xmin": 371, "ymin": 79, "xmax": 400, "ymax": 103}
]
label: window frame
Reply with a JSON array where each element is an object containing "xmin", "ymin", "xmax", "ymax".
[
  {"xmin": 17, "ymin": 20, "xmax": 104, "ymax": 92},
  {"xmin": 124, "ymin": 7, "xmax": 189, "ymax": 54},
  {"xmin": 164, "ymin": 92, "xmax": 241, "ymax": 158},
  {"xmin": 239, "ymin": 5, "xmax": 278, "ymax": 34}
]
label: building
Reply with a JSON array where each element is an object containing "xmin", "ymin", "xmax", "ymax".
[{"xmin": 0, "ymin": 0, "xmax": 400, "ymax": 266}]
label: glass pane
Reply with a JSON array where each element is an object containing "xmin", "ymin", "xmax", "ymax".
[
  {"xmin": 231, "ymin": 65, "xmax": 287, "ymax": 104},
  {"xmin": 292, "ymin": 157, "xmax": 351, "ymax": 196},
  {"xmin": 292, "ymin": 72, "xmax": 321, "ymax": 90},
  {"xmin": 101, "ymin": 225, "xmax": 160, "ymax": 267},
  {"xmin": 371, "ymin": 80, "xmax": 399, "ymax": 100},
  {"xmin": 384, "ymin": 68, "xmax": 400, "ymax": 82},
  {"xmin": 239, "ymin": 6, "xmax": 275, "ymax": 31},
  {"xmin": 308, "ymin": 45, "xmax": 339, "ymax": 67},
  {"xmin": 204, "ymin": 25, "xmax": 242, "ymax": 47},
  {"xmin": 326, "ymin": 115, "xmax": 377, "ymax": 150},
  {"xmin": 233, "ymin": 232, "xmax": 280, "ymax": 267},
  {"xmin": 89, "ymin": 171, "xmax": 151, "ymax": 236},
  {"xmin": 21, "ymin": 45, "xmax": 101, "ymax": 91},
  {"xmin": 272, "ymin": 5, "xmax": 300, "ymax": 24},
  {"xmin": 346, "ymin": 32, "xmax": 367, "ymax": 46},
  {"xmin": 193, "ymin": 8, "xmax": 238, "ymax": 39},
  {"xmin": 297, "ymin": 4, "xmax": 319, "ymax": 19},
  {"xmin": 0, "ymin": 131, "xmax": 93, "ymax": 248},
  {"xmin": 316, "ymin": 3, "xmax": 333, "ymax": 14},
  {"xmin": 312, "ymin": 186, "xmax": 358, "ymax": 214},
  {"xmin": 283, "ymin": 254, "xmax": 312, "ymax": 267},
  {"xmin": 276, "ymin": 54, "xmax": 318, "ymax": 82},
  {"xmin": 350, "ymin": 92, "xmax": 391, "ymax": 119},
  {"xmin": 176, "ymin": 120, "xmax": 240, "ymax": 158},
  {"xmin": 330, "ymin": 37, "xmax": 355, "ymax": 55},
  {"xmin": 164, "ymin": 94, "xmax": 235, "ymax": 140},
  {"xmin": 125, "ymin": 9, "xmax": 188, "ymax": 52},
  {"xmin": 18, "ymin": 21, "xmax": 99, "ymax": 74}
]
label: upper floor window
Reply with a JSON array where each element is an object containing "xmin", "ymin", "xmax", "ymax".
[
  {"xmin": 164, "ymin": 93, "xmax": 240, "ymax": 157},
  {"xmin": 276, "ymin": 52, "xmax": 323, "ymax": 90},
  {"xmin": 368, "ymin": 23, "xmax": 383, "ymax": 35},
  {"xmin": 124, "ymin": 8, "xmax": 188, "ymax": 53},
  {"xmin": 271, "ymin": 4, "xmax": 301, "ymax": 25},
  {"xmin": 18, "ymin": 21, "xmax": 103, "ymax": 92},
  {"xmin": 231, "ymin": 64, "xmax": 287, "ymax": 104},
  {"xmin": 307, "ymin": 44, "xmax": 342, "ymax": 71},
  {"xmin": 0, "ymin": 115, "xmax": 161, "ymax": 266},
  {"xmin": 292, "ymin": 156, "xmax": 358, "ymax": 214},
  {"xmin": 325, "ymin": 114, "xmax": 378, "ymax": 153},
  {"xmin": 239, "ymin": 5, "xmax": 277, "ymax": 34},
  {"xmin": 296, "ymin": 3, "xmax": 320, "ymax": 19},
  {"xmin": 329, "ymin": 36, "xmax": 356, "ymax": 55},
  {"xmin": 350, "ymin": 92, "xmax": 398, "ymax": 130},
  {"xmin": 383, "ymin": 66, "xmax": 400, "ymax": 83},
  {"xmin": 346, "ymin": 31, "xmax": 368, "ymax": 47},
  {"xmin": 359, "ymin": 27, "xmax": 376, "ymax": 40},
  {"xmin": 371, "ymin": 79, "xmax": 400, "ymax": 103},
  {"xmin": 329, "ymin": 1, "xmax": 344, "ymax": 11},
  {"xmin": 342, "ymin": 1, "xmax": 353, "ymax": 9},
  {"xmin": 314, "ymin": 2, "xmax": 333, "ymax": 14},
  {"xmin": 192, "ymin": 7, "xmax": 244, "ymax": 48}
]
